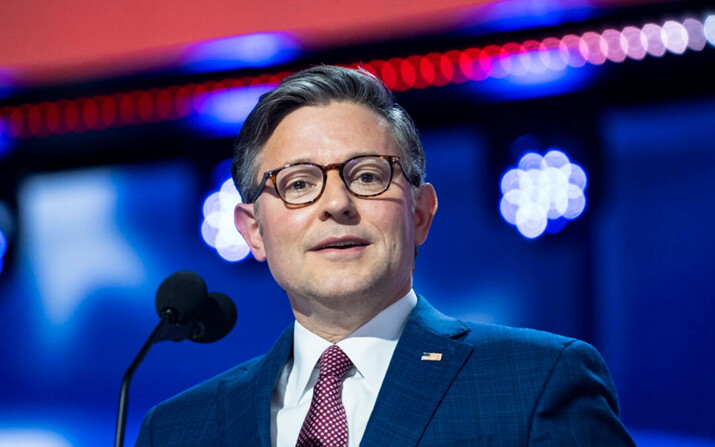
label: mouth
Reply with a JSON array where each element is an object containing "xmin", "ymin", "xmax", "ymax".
[{"xmin": 312, "ymin": 236, "xmax": 370, "ymax": 252}]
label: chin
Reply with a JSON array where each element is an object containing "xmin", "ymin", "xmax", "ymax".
[
  {"xmin": 313, "ymin": 282, "xmax": 372, "ymax": 301},
  {"xmin": 299, "ymin": 277, "xmax": 372, "ymax": 301},
  {"xmin": 312, "ymin": 271, "xmax": 399, "ymax": 303}
]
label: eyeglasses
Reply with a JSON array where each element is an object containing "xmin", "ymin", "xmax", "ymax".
[{"xmin": 249, "ymin": 154, "xmax": 408, "ymax": 205}]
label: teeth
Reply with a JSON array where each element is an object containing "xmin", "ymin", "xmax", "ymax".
[
  {"xmin": 323, "ymin": 241, "xmax": 361, "ymax": 249},
  {"xmin": 328, "ymin": 242, "xmax": 356, "ymax": 248}
]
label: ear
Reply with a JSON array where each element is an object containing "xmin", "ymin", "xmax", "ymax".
[
  {"xmin": 413, "ymin": 183, "xmax": 438, "ymax": 246},
  {"xmin": 234, "ymin": 203, "xmax": 267, "ymax": 261}
]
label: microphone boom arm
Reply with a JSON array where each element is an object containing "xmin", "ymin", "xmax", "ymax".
[
  {"xmin": 113, "ymin": 274, "xmax": 236, "ymax": 447},
  {"xmin": 114, "ymin": 309, "xmax": 185, "ymax": 447}
]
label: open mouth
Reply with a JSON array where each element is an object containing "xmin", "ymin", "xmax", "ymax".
[
  {"xmin": 313, "ymin": 237, "xmax": 369, "ymax": 251},
  {"xmin": 320, "ymin": 241, "xmax": 367, "ymax": 250}
]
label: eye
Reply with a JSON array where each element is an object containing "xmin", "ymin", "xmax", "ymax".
[
  {"xmin": 358, "ymin": 172, "xmax": 378, "ymax": 183},
  {"xmin": 345, "ymin": 158, "xmax": 391, "ymax": 195},
  {"xmin": 281, "ymin": 176, "xmax": 318, "ymax": 196},
  {"xmin": 285, "ymin": 179, "xmax": 309, "ymax": 191},
  {"xmin": 275, "ymin": 165, "xmax": 322, "ymax": 199},
  {"xmin": 351, "ymin": 166, "xmax": 387, "ymax": 185}
]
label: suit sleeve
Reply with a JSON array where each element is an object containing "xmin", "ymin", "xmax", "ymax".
[
  {"xmin": 134, "ymin": 406, "xmax": 156, "ymax": 447},
  {"xmin": 528, "ymin": 340, "xmax": 636, "ymax": 446}
]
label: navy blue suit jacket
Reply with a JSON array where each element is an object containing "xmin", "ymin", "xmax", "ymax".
[{"xmin": 135, "ymin": 297, "xmax": 635, "ymax": 446}]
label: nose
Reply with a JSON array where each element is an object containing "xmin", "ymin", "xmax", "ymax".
[{"xmin": 317, "ymin": 170, "xmax": 357, "ymax": 221}]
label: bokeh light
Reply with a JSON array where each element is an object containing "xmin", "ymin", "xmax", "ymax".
[
  {"xmin": 580, "ymin": 32, "xmax": 607, "ymax": 65},
  {"xmin": 541, "ymin": 37, "xmax": 566, "ymax": 71},
  {"xmin": 201, "ymin": 178, "xmax": 251, "ymax": 262},
  {"xmin": 2, "ymin": 14, "xmax": 713, "ymax": 140},
  {"xmin": 704, "ymin": 15, "xmax": 715, "ymax": 46},
  {"xmin": 560, "ymin": 34, "xmax": 587, "ymax": 68},
  {"xmin": 0, "ymin": 200, "xmax": 11, "ymax": 274},
  {"xmin": 642, "ymin": 23, "xmax": 667, "ymax": 57},
  {"xmin": 181, "ymin": 32, "xmax": 301, "ymax": 73},
  {"xmin": 683, "ymin": 18, "xmax": 706, "ymax": 51},
  {"xmin": 602, "ymin": 29, "xmax": 627, "ymax": 63},
  {"xmin": 0, "ymin": 116, "xmax": 11, "ymax": 157},
  {"xmin": 523, "ymin": 40, "xmax": 547, "ymax": 74},
  {"xmin": 661, "ymin": 20, "xmax": 689, "ymax": 54},
  {"xmin": 0, "ymin": 229, "xmax": 6, "ymax": 274},
  {"xmin": 0, "ymin": 429, "xmax": 73, "ymax": 447},
  {"xmin": 500, "ymin": 149, "xmax": 587, "ymax": 239},
  {"xmin": 621, "ymin": 26, "xmax": 647, "ymax": 60}
]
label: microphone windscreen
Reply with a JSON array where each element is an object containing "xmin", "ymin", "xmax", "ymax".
[
  {"xmin": 192, "ymin": 292, "xmax": 237, "ymax": 343},
  {"xmin": 155, "ymin": 271, "xmax": 208, "ymax": 324}
]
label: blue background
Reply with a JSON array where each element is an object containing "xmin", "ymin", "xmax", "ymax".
[
  {"xmin": 1, "ymin": 4, "xmax": 715, "ymax": 446},
  {"xmin": 2, "ymin": 94, "xmax": 714, "ymax": 446}
]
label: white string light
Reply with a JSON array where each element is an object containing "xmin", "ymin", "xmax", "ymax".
[
  {"xmin": 201, "ymin": 178, "xmax": 251, "ymax": 262},
  {"xmin": 500, "ymin": 149, "xmax": 587, "ymax": 239}
]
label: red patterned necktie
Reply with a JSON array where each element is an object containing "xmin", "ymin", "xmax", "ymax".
[{"xmin": 296, "ymin": 345, "xmax": 353, "ymax": 447}]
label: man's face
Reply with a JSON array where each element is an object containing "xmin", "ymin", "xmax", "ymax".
[{"xmin": 235, "ymin": 101, "xmax": 436, "ymax": 309}]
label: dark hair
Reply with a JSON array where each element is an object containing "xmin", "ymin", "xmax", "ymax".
[{"xmin": 231, "ymin": 65, "xmax": 425, "ymax": 203}]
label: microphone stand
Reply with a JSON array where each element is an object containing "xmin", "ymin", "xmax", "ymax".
[{"xmin": 114, "ymin": 309, "xmax": 194, "ymax": 447}]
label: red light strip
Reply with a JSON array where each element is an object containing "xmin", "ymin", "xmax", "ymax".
[
  {"xmin": 0, "ymin": 73, "xmax": 290, "ymax": 140},
  {"xmin": 1, "ymin": 16, "xmax": 712, "ymax": 140}
]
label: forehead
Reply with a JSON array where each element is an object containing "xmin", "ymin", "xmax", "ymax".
[{"xmin": 260, "ymin": 102, "xmax": 398, "ymax": 169}]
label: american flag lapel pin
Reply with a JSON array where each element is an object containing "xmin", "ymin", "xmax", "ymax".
[{"xmin": 421, "ymin": 352, "xmax": 443, "ymax": 361}]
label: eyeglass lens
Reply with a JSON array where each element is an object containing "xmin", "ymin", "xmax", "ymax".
[{"xmin": 275, "ymin": 156, "xmax": 393, "ymax": 204}]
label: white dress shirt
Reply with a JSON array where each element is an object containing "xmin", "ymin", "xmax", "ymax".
[{"xmin": 270, "ymin": 290, "xmax": 418, "ymax": 447}]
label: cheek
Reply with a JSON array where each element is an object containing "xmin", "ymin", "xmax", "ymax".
[
  {"xmin": 261, "ymin": 207, "xmax": 311, "ymax": 253},
  {"xmin": 263, "ymin": 225, "xmax": 292, "ymax": 255},
  {"xmin": 379, "ymin": 204, "xmax": 414, "ymax": 249}
]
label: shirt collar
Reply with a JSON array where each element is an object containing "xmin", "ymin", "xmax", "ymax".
[{"xmin": 289, "ymin": 289, "xmax": 417, "ymax": 403}]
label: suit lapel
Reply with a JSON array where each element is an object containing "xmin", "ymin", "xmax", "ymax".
[
  {"xmin": 219, "ymin": 324, "xmax": 294, "ymax": 447},
  {"xmin": 360, "ymin": 298, "xmax": 473, "ymax": 447}
]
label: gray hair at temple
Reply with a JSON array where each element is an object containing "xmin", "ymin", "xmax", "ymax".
[{"xmin": 231, "ymin": 65, "xmax": 426, "ymax": 204}]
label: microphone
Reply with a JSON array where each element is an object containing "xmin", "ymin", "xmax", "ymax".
[
  {"xmin": 155, "ymin": 270, "xmax": 208, "ymax": 324},
  {"xmin": 114, "ymin": 272, "xmax": 237, "ymax": 447},
  {"xmin": 152, "ymin": 271, "xmax": 210, "ymax": 343},
  {"xmin": 158, "ymin": 291, "xmax": 238, "ymax": 343},
  {"xmin": 191, "ymin": 292, "xmax": 238, "ymax": 343}
]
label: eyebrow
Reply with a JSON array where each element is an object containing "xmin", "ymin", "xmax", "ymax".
[{"xmin": 275, "ymin": 152, "xmax": 382, "ymax": 167}]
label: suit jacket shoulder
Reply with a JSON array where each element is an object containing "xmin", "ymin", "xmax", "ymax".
[
  {"xmin": 134, "ymin": 325, "xmax": 293, "ymax": 447},
  {"xmin": 360, "ymin": 297, "xmax": 635, "ymax": 447}
]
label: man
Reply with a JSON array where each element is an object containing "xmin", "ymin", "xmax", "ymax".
[{"xmin": 136, "ymin": 66, "xmax": 635, "ymax": 446}]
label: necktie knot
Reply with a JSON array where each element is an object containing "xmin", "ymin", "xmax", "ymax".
[{"xmin": 319, "ymin": 345, "xmax": 353, "ymax": 379}]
